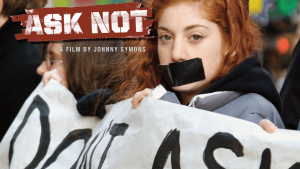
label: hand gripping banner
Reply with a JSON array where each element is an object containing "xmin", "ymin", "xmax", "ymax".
[{"xmin": 0, "ymin": 80, "xmax": 300, "ymax": 169}]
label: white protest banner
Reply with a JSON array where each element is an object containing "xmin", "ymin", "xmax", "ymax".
[{"xmin": 0, "ymin": 79, "xmax": 300, "ymax": 169}]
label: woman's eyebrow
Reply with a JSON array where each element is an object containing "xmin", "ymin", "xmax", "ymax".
[
  {"xmin": 158, "ymin": 24, "xmax": 208, "ymax": 32},
  {"xmin": 48, "ymin": 50, "xmax": 62, "ymax": 57},
  {"xmin": 157, "ymin": 26, "xmax": 172, "ymax": 32},
  {"xmin": 184, "ymin": 24, "xmax": 208, "ymax": 31}
]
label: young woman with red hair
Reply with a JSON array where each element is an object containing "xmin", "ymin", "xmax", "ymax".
[{"xmin": 110, "ymin": 0, "xmax": 285, "ymax": 133}]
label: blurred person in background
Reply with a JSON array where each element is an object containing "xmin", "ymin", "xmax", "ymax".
[
  {"xmin": 0, "ymin": 0, "xmax": 47, "ymax": 140},
  {"xmin": 38, "ymin": 40, "xmax": 125, "ymax": 119},
  {"xmin": 280, "ymin": 39, "xmax": 300, "ymax": 130}
]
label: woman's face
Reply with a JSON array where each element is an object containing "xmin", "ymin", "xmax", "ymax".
[
  {"xmin": 37, "ymin": 43, "xmax": 68, "ymax": 88},
  {"xmin": 157, "ymin": 2, "xmax": 224, "ymax": 98}
]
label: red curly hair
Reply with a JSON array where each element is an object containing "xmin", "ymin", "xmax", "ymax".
[{"xmin": 116, "ymin": 0, "xmax": 262, "ymax": 101}]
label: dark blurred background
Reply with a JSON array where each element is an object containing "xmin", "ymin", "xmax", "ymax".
[{"xmin": 248, "ymin": 0, "xmax": 299, "ymax": 92}]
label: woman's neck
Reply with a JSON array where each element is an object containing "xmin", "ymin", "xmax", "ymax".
[
  {"xmin": 0, "ymin": 15, "xmax": 9, "ymax": 28},
  {"xmin": 177, "ymin": 91, "xmax": 199, "ymax": 105}
]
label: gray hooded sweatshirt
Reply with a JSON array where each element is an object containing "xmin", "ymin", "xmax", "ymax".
[{"xmin": 151, "ymin": 56, "xmax": 285, "ymax": 129}]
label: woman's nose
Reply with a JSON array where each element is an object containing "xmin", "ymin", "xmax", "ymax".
[
  {"xmin": 37, "ymin": 61, "xmax": 47, "ymax": 76},
  {"xmin": 171, "ymin": 38, "xmax": 187, "ymax": 62}
]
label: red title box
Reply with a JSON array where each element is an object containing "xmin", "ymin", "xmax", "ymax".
[{"xmin": 12, "ymin": 3, "xmax": 153, "ymax": 41}]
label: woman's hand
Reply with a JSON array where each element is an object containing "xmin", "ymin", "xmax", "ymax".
[
  {"xmin": 42, "ymin": 69, "xmax": 68, "ymax": 88},
  {"xmin": 131, "ymin": 88, "xmax": 278, "ymax": 134},
  {"xmin": 131, "ymin": 88, "xmax": 152, "ymax": 108},
  {"xmin": 259, "ymin": 119, "xmax": 278, "ymax": 133}
]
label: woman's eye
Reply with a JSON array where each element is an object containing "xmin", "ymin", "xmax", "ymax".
[
  {"xmin": 190, "ymin": 35, "xmax": 201, "ymax": 40},
  {"xmin": 50, "ymin": 57, "xmax": 57, "ymax": 63},
  {"xmin": 160, "ymin": 35, "xmax": 172, "ymax": 41}
]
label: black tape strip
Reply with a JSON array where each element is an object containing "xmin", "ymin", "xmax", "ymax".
[{"xmin": 160, "ymin": 58, "xmax": 206, "ymax": 87}]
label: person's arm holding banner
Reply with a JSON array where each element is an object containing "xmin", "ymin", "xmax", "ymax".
[{"xmin": 131, "ymin": 88, "xmax": 278, "ymax": 133}]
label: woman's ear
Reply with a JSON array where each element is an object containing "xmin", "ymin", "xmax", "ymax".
[
  {"xmin": 225, "ymin": 47, "xmax": 236, "ymax": 57},
  {"xmin": 0, "ymin": 0, "xmax": 9, "ymax": 28},
  {"xmin": 223, "ymin": 42, "xmax": 236, "ymax": 57},
  {"xmin": 0, "ymin": 0, "xmax": 3, "ymax": 15},
  {"xmin": 232, "ymin": 50, "xmax": 236, "ymax": 56}
]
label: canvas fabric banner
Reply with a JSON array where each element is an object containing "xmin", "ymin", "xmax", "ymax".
[{"xmin": 0, "ymin": 79, "xmax": 300, "ymax": 169}]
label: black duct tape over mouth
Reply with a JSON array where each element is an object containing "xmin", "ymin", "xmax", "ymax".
[{"xmin": 160, "ymin": 58, "xmax": 206, "ymax": 87}]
